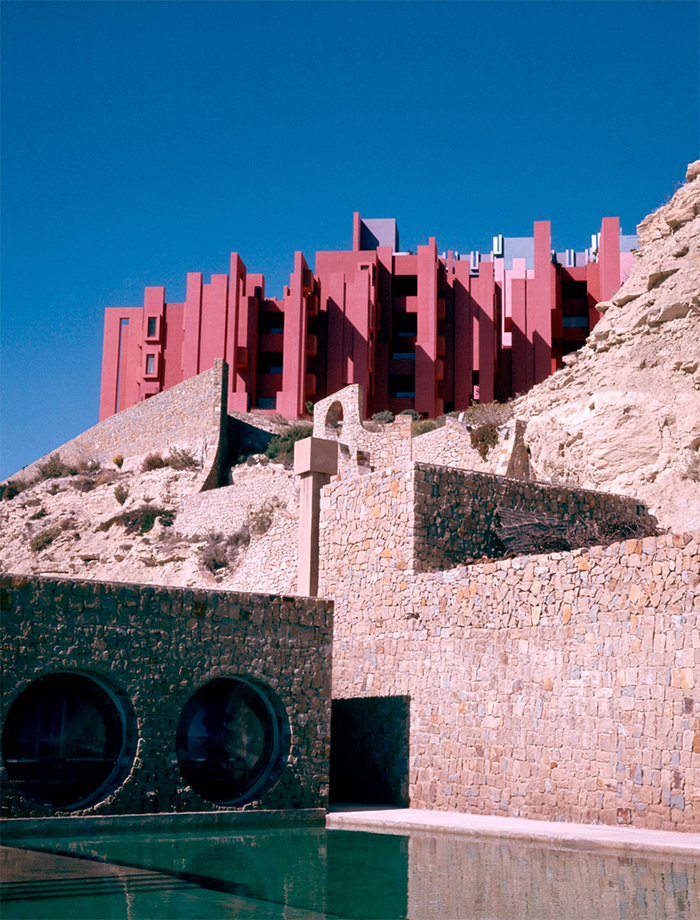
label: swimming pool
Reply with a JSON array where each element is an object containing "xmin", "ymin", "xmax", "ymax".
[{"xmin": 2, "ymin": 825, "xmax": 698, "ymax": 919}]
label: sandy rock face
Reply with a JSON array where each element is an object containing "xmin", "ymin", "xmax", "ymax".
[
  {"xmin": 0, "ymin": 453, "xmax": 300, "ymax": 593},
  {"xmin": 516, "ymin": 160, "xmax": 700, "ymax": 531}
]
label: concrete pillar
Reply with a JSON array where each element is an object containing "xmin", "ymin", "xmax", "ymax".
[{"xmin": 294, "ymin": 437, "xmax": 338, "ymax": 597}]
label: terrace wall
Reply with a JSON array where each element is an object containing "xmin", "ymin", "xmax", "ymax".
[{"xmin": 319, "ymin": 465, "xmax": 700, "ymax": 831}]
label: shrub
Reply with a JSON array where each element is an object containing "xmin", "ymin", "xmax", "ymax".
[
  {"xmin": 465, "ymin": 400, "xmax": 513, "ymax": 428},
  {"xmin": 114, "ymin": 484, "xmax": 129, "ymax": 505},
  {"xmin": 142, "ymin": 452, "xmax": 166, "ymax": 472},
  {"xmin": 305, "ymin": 401, "xmax": 315, "ymax": 417},
  {"xmin": 494, "ymin": 505, "xmax": 660, "ymax": 558},
  {"xmin": 37, "ymin": 453, "xmax": 77, "ymax": 479},
  {"xmin": 30, "ymin": 524, "xmax": 62, "ymax": 553},
  {"xmin": 158, "ymin": 509, "xmax": 175, "ymax": 527},
  {"xmin": 471, "ymin": 423, "xmax": 499, "ymax": 459},
  {"xmin": 200, "ymin": 533, "xmax": 229, "ymax": 572},
  {"xmin": 1, "ymin": 479, "xmax": 27, "ymax": 501},
  {"xmin": 200, "ymin": 526, "xmax": 251, "ymax": 573},
  {"xmin": 99, "ymin": 505, "xmax": 174, "ymax": 535},
  {"xmin": 113, "ymin": 454, "xmax": 124, "ymax": 469},
  {"xmin": 412, "ymin": 419, "xmax": 438, "ymax": 436},
  {"xmin": 399, "ymin": 409, "xmax": 421, "ymax": 420},
  {"xmin": 166, "ymin": 447, "xmax": 199, "ymax": 471},
  {"xmin": 72, "ymin": 477, "xmax": 96, "ymax": 493},
  {"xmin": 249, "ymin": 497, "xmax": 284, "ymax": 536},
  {"xmin": 372, "ymin": 410, "xmax": 395, "ymax": 424},
  {"xmin": 265, "ymin": 424, "xmax": 312, "ymax": 465}
]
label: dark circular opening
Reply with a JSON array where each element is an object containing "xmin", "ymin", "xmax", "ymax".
[
  {"xmin": 1, "ymin": 672, "xmax": 132, "ymax": 810},
  {"xmin": 176, "ymin": 677, "xmax": 289, "ymax": 805}
]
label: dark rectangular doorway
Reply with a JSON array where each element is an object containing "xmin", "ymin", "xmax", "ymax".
[{"xmin": 330, "ymin": 696, "xmax": 410, "ymax": 806}]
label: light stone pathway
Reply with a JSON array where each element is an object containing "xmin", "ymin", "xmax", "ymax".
[{"xmin": 327, "ymin": 807, "xmax": 700, "ymax": 857}]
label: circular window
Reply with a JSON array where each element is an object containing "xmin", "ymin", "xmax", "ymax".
[
  {"xmin": 176, "ymin": 677, "xmax": 289, "ymax": 805},
  {"xmin": 1, "ymin": 673, "xmax": 133, "ymax": 810}
]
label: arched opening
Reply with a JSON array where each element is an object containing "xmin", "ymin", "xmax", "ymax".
[
  {"xmin": 324, "ymin": 401, "xmax": 344, "ymax": 435},
  {"xmin": 1, "ymin": 672, "xmax": 135, "ymax": 810},
  {"xmin": 176, "ymin": 676, "xmax": 290, "ymax": 805}
]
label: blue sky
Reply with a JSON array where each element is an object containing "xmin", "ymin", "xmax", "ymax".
[{"xmin": 1, "ymin": 0, "xmax": 698, "ymax": 479}]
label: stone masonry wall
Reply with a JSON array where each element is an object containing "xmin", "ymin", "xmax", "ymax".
[
  {"xmin": 0, "ymin": 573, "xmax": 332, "ymax": 818},
  {"xmin": 318, "ymin": 467, "xmax": 700, "ymax": 831},
  {"xmin": 5, "ymin": 361, "xmax": 228, "ymax": 492},
  {"xmin": 313, "ymin": 385, "xmax": 525, "ymax": 478},
  {"xmin": 411, "ymin": 463, "xmax": 656, "ymax": 570}
]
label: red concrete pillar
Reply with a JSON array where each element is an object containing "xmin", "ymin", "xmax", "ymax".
[
  {"xmin": 99, "ymin": 309, "xmax": 125, "ymax": 419},
  {"xmin": 182, "ymin": 273, "xmax": 203, "ymax": 380},
  {"xmin": 199, "ymin": 275, "xmax": 229, "ymax": 373},
  {"xmin": 598, "ymin": 216, "xmax": 621, "ymax": 302},
  {"xmin": 325, "ymin": 272, "xmax": 346, "ymax": 395},
  {"xmin": 511, "ymin": 277, "xmax": 531, "ymax": 396},
  {"xmin": 139, "ymin": 287, "xmax": 165, "ymax": 402},
  {"xmin": 474, "ymin": 261, "xmax": 496, "ymax": 404},
  {"xmin": 348, "ymin": 268, "xmax": 371, "ymax": 392},
  {"xmin": 226, "ymin": 254, "xmax": 246, "ymax": 410},
  {"xmin": 353, "ymin": 212, "xmax": 361, "ymax": 252},
  {"xmin": 532, "ymin": 221, "xmax": 554, "ymax": 385},
  {"xmin": 278, "ymin": 252, "xmax": 309, "ymax": 418},
  {"xmin": 453, "ymin": 260, "xmax": 473, "ymax": 411},
  {"xmin": 235, "ymin": 272, "xmax": 262, "ymax": 411},
  {"xmin": 415, "ymin": 238, "xmax": 438, "ymax": 416}
]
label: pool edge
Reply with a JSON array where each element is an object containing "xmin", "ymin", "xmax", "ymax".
[
  {"xmin": 326, "ymin": 808, "xmax": 700, "ymax": 858},
  {"xmin": 0, "ymin": 808, "xmax": 327, "ymax": 839}
]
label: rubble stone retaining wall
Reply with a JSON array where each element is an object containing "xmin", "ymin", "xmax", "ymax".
[
  {"xmin": 0, "ymin": 573, "xmax": 332, "ymax": 818},
  {"xmin": 319, "ymin": 465, "xmax": 700, "ymax": 831}
]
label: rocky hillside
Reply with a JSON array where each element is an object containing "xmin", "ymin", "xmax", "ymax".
[
  {"xmin": 0, "ymin": 441, "xmax": 302, "ymax": 594},
  {"xmin": 515, "ymin": 160, "xmax": 700, "ymax": 532}
]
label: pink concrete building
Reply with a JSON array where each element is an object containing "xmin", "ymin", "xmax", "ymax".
[{"xmin": 99, "ymin": 214, "xmax": 636, "ymax": 421}]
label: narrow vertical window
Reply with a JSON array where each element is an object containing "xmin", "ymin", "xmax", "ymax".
[
  {"xmin": 147, "ymin": 317, "xmax": 157, "ymax": 338},
  {"xmin": 146, "ymin": 354, "xmax": 155, "ymax": 375}
]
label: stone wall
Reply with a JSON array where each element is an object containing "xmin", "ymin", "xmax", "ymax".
[
  {"xmin": 319, "ymin": 462, "xmax": 655, "ymax": 576},
  {"xmin": 313, "ymin": 384, "xmax": 526, "ymax": 478},
  {"xmin": 0, "ymin": 573, "xmax": 332, "ymax": 818},
  {"xmin": 318, "ymin": 466, "xmax": 700, "ymax": 831},
  {"xmin": 5, "ymin": 361, "xmax": 228, "ymax": 492},
  {"xmin": 412, "ymin": 463, "xmax": 656, "ymax": 569}
]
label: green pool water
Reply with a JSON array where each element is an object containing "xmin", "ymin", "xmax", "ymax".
[{"xmin": 2, "ymin": 826, "xmax": 698, "ymax": 920}]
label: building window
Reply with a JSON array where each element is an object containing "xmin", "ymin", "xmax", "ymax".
[
  {"xmin": 146, "ymin": 354, "xmax": 156, "ymax": 375},
  {"xmin": 259, "ymin": 352, "xmax": 283, "ymax": 375},
  {"xmin": 176, "ymin": 677, "xmax": 290, "ymax": 805},
  {"xmin": 392, "ymin": 275, "xmax": 418, "ymax": 297},
  {"xmin": 259, "ymin": 313, "xmax": 285, "ymax": 335},
  {"xmin": 1, "ymin": 673, "xmax": 134, "ymax": 810},
  {"xmin": 389, "ymin": 375, "xmax": 415, "ymax": 399},
  {"xmin": 147, "ymin": 317, "xmax": 157, "ymax": 338}
]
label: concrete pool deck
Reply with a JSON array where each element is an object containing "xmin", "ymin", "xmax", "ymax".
[{"xmin": 326, "ymin": 807, "xmax": 700, "ymax": 858}]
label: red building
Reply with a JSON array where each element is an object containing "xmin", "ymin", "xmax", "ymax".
[{"xmin": 99, "ymin": 214, "xmax": 635, "ymax": 421}]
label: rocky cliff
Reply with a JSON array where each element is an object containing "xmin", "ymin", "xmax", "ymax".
[{"xmin": 515, "ymin": 160, "xmax": 700, "ymax": 531}]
